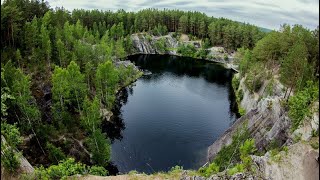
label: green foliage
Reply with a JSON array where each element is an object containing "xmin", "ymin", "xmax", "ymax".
[
  {"xmin": 1, "ymin": 144, "xmax": 21, "ymax": 173},
  {"xmin": 46, "ymin": 142, "xmax": 66, "ymax": 164},
  {"xmin": 266, "ymin": 139, "xmax": 282, "ymax": 151},
  {"xmin": 200, "ymin": 138, "xmax": 256, "ymax": 177},
  {"xmin": 194, "ymin": 48, "xmax": 208, "ymax": 59},
  {"xmin": 170, "ymin": 165, "xmax": 184, "ymax": 174},
  {"xmin": 1, "ymin": 85, "xmax": 14, "ymax": 119},
  {"xmin": 80, "ymin": 96, "xmax": 102, "ymax": 133},
  {"xmin": 1, "ymin": 122, "xmax": 22, "ymax": 148},
  {"xmin": 89, "ymin": 166, "xmax": 109, "ymax": 176},
  {"xmin": 265, "ymin": 78, "xmax": 274, "ymax": 96},
  {"xmin": 269, "ymin": 149, "xmax": 281, "ymax": 162},
  {"xmin": 239, "ymin": 139, "xmax": 256, "ymax": 171},
  {"xmin": 282, "ymin": 146, "xmax": 289, "ymax": 154},
  {"xmin": 238, "ymin": 49, "xmax": 252, "ymax": 76},
  {"xmin": 310, "ymin": 141, "xmax": 319, "ymax": 149},
  {"xmin": 312, "ymin": 129, "xmax": 319, "ymax": 137},
  {"xmin": 288, "ymin": 81, "xmax": 319, "ymax": 131},
  {"xmin": 227, "ymin": 164, "xmax": 244, "ymax": 176},
  {"xmin": 239, "ymin": 139, "xmax": 256, "ymax": 156},
  {"xmin": 86, "ymin": 129, "xmax": 111, "ymax": 166},
  {"xmin": 251, "ymin": 31, "xmax": 281, "ymax": 62},
  {"xmin": 244, "ymin": 62, "xmax": 265, "ymax": 93},
  {"xmin": 239, "ymin": 107, "xmax": 246, "ymax": 116},
  {"xmin": 1, "ymin": 122, "xmax": 22, "ymax": 173},
  {"xmin": 152, "ymin": 24, "xmax": 168, "ymax": 36},
  {"xmin": 115, "ymin": 38, "xmax": 126, "ymax": 59},
  {"xmin": 199, "ymin": 163, "xmax": 219, "ymax": 177},
  {"xmin": 2, "ymin": 61, "xmax": 40, "ymax": 131},
  {"xmin": 280, "ymin": 41, "xmax": 311, "ymax": 93},
  {"xmin": 177, "ymin": 44, "xmax": 197, "ymax": 57},
  {"xmin": 95, "ymin": 60, "xmax": 119, "ymax": 108},
  {"xmin": 34, "ymin": 158, "xmax": 87, "ymax": 179},
  {"xmin": 208, "ymin": 124, "xmax": 250, "ymax": 172},
  {"xmin": 236, "ymin": 89, "xmax": 244, "ymax": 104},
  {"xmin": 154, "ymin": 38, "xmax": 167, "ymax": 53},
  {"xmin": 52, "ymin": 61, "xmax": 87, "ymax": 125},
  {"xmin": 232, "ymin": 76, "xmax": 240, "ymax": 92}
]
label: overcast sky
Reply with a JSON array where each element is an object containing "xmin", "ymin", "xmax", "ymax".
[{"xmin": 47, "ymin": 0, "xmax": 319, "ymax": 30}]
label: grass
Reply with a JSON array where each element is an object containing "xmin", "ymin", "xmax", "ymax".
[{"xmin": 310, "ymin": 141, "xmax": 319, "ymax": 149}]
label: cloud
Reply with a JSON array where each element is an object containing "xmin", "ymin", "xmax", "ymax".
[{"xmin": 47, "ymin": 0, "xmax": 319, "ymax": 30}]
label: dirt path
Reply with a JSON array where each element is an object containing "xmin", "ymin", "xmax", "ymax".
[{"xmin": 179, "ymin": 34, "xmax": 189, "ymax": 42}]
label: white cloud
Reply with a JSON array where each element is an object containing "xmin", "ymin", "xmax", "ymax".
[{"xmin": 47, "ymin": 0, "xmax": 319, "ymax": 30}]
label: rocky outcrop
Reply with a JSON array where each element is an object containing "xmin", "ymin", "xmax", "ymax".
[
  {"xmin": 131, "ymin": 33, "xmax": 179, "ymax": 55},
  {"xmin": 131, "ymin": 33, "xmax": 156, "ymax": 54},
  {"xmin": 1, "ymin": 136, "xmax": 34, "ymax": 180},
  {"xmin": 251, "ymin": 141, "xmax": 319, "ymax": 180},
  {"xmin": 130, "ymin": 33, "xmax": 238, "ymax": 72},
  {"xmin": 208, "ymin": 76, "xmax": 291, "ymax": 162},
  {"xmin": 291, "ymin": 102, "xmax": 319, "ymax": 141}
]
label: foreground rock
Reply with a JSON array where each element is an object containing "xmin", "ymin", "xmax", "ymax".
[{"xmin": 252, "ymin": 140, "xmax": 319, "ymax": 180}]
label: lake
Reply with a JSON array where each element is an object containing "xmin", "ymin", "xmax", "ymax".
[{"xmin": 104, "ymin": 54, "xmax": 238, "ymax": 174}]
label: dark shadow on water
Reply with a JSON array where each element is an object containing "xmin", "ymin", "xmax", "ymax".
[{"xmin": 102, "ymin": 87, "xmax": 132, "ymax": 142}]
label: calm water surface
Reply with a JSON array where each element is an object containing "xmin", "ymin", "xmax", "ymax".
[{"xmin": 104, "ymin": 54, "xmax": 238, "ymax": 174}]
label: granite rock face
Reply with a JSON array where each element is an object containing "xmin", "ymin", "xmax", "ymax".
[{"xmin": 208, "ymin": 76, "xmax": 291, "ymax": 162}]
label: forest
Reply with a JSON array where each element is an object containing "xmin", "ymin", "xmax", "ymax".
[{"xmin": 1, "ymin": 0, "xmax": 319, "ymax": 179}]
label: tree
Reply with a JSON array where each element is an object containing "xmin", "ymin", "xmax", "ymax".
[
  {"xmin": 199, "ymin": 20, "xmax": 206, "ymax": 38},
  {"xmin": 189, "ymin": 16, "xmax": 196, "ymax": 34},
  {"xmin": 66, "ymin": 61, "xmax": 87, "ymax": 112},
  {"xmin": 40, "ymin": 23, "xmax": 51, "ymax": 67},
  {"xmin": 80, "ymin": 97, "xmax": 101, "ymax": 133},
  {"xmin": 56, "ymin": 38, "xmax": 66, "ymax": 67},
  {"xmin": 178, "ymin": 15, "xmax": 188, "ymax": 33},
  {"xmin": 280, "ymin": 41, "xmax": 309, "ymax": 100},
  {"xmin": 114, "ymin": 38, "xmax": 126, "ymax": 59},
  {"xmin": 95, "ymin": 61, "xmax": 119, "ymax": 108},
  {"xmin": 52, "ymin": 66, "xmax": 70, "ymax": 119},
  {"xmin": 86, "ymin": 129, "xmax": 111, "ymax": 166},
  {"xmin": 23, "ymin": 16, "xmax": 39, "ymax": 56}
]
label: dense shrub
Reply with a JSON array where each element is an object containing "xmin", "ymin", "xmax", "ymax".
[
  {"xmin": 199, "ymin": 129, "xmax": 254, "ymax": 177},
  {"xmin": 33, "ymin": 158, "xmax": 108, "ymax": 179},
  {"xmin": 288, "ymin": 81, "xmax": 319, "ymax": 131},
  {"xmin": 194, "ymin": 49, "xmax": 208, "ymax": 59},
  {"xmin": 205, "ymin": 124, "xmax": 250, "ymax": 172},
  {"xmin": 1, "ymin": 122, "xmax": 22, "ymax": 172},
  {"xmin": 232, "ymin": 76, "xmax": 240, "ymax": 92},
  {"xmin": 199, "ymin": 163, "xmax": 219, "ymax": 177},
  {"xmin": 152, "ymin": 24, "xmax": 168, "ymax": 36},
  {"xmin": 154, "ymin": 38, "xmax": 167, "ymax": 53},
  {"xmin": 236, "ymin": 89, "xmax": 244, "ymax": 104},
  {"xmin": 244, "ymin": 63, "xmax": 265, "ymax": 93},
  {"xmin": 46, "ymin": 142, "xmax": 66, "ymax": 164},
  {"xmin": 89, "ymin": 166, "xmax": 109, "ymax": 176},
  {"xmin": 177, "ymin": 44, "xmax": 197, "ymax": 57},
  {"xmin": 239, "ymin": 106, "xmax": 246, "ymax": 116},
  {"xmin": 34, "ymin": 158, "xmax": 87, "ymax": 179},
  {"xmin": 227, "ymin": 164, "xmax": 244, "ymax": 176}
]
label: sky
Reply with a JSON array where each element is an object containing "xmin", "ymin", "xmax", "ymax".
[{"xmin": 47, "ymin": 0, "xmax": 319, "ymax": 30}]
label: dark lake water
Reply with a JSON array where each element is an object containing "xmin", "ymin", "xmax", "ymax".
[{"xmin": 104, "ymin": 54, "xmax": 239, "ymax": 174}]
